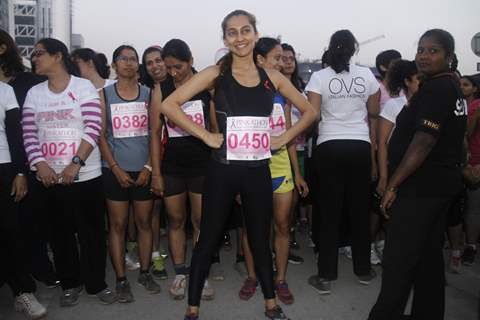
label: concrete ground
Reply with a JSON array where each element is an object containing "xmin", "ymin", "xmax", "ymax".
[{"xmin": 1, "ymin": 231, "xmax": 478, "ymax": 320}]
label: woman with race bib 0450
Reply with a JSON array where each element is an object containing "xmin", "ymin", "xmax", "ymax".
[
  {"xmin": 157, "ymin": 10, "xmax": 316, "ymax": 320},
  {"xmin": 98, "ymin": 45, "xmax": 160, "ymax": 303}
]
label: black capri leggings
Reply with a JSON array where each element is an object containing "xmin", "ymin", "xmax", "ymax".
[{"xmin": 188, "ymin": 160, "xmax": 275, "ymax": 306}]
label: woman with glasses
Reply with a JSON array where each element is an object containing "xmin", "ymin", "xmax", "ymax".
[
  {"xmin": 99, "ymin": 45, "xmax": 160, "ymax": 303},
  {"xmin": 23, "ymin": 38, "xmax": 115, "ymax": 307}
]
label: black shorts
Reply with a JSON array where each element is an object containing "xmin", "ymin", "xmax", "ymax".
[
  {"xmin": 163, "ymin": 174, "xmax": 204, "ymax": 197},
  {"xmin": 102, "ymin": 168, "xmax": 153, "ymax": 202}
]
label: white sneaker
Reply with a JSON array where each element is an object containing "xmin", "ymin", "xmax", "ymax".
[
  {"xmin": 125, "ymin": 252, "xmax": 140, "ymax": 271},
  {"xmin": 340, "ymin": 246, "xmax": 352, "ymax": 259},
  {"xmin": 169, "ymin": 274, "xmax": 186, "ymax": 300},
  {"xmin": 201, "ymin": 280, "xmax": 215, "ymax": 300},
  {"xmin": 370, "ymin": 243, "xmax": 381, "ymax": 265},
  {"xmin": 375, "ymin": 240, "xmax": 385, "ymax": 260},
  {"xmin": 14, "ymin": 293, "xmax": 47, "ymax": 319}
]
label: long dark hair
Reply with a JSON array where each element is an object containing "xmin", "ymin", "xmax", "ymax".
[
  {"xmin": 217, "ymin": 9, "xmax": 258, "ymax": 83},
  {"xmin": 71, "ymin": 48, "xmax": 110, "ymax": 78},
  {"xmin": 385, "ymin": 60, "xmax": 417, "ymax": 97},
  {"xmin": 0, "ymin": 29, "xmax": 25, "ymax": 77},
  {"xmin": 37, "ymin": 38, "xmax": 78, "ymax": 75},
  {"xmin": 327, "ymin": 30, "xmax": 358, "ymax": 74},
  {"xmin": 254, "ymin": 37, "xmax": 279, "ymax": 64},
  {"xmin": 141, "ymin": 46, "xmax": 162, "ymax": 88},
  {"xmin": 112, "ymin": 45, "xmax": 139, "ymax": 64},
  {"xmin": 281, "ymin": 43, "xmax": 305, "ymax": 92},
  {"xmin": 375, "ymin": 49, "xmax": 402, "ymax": 79},
  {"xmin": 461, "ymin": 75, "xmax": 480, "ymax": 99}
]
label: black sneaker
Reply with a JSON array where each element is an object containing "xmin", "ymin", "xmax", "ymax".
[
  {"xmin": 287, "ymin": 252, "xmax": 304, "ymax": 265},
  {"xmin": 462, "ymin": 246, "xmax": 477, "ymax": 266},
  {"xmin": 265, "ymin": 306, "xmax": 290, "ymax": 320},
  {"xmin": 358, "ymin": 269, "xmax": 377, "ymax": 285},
  {"xmin": 222, "ymin": 232, "xmax": 232, "ymax": 251},
  {"xmin": 308, "ymin": 275, "xmax": 331, "ymax": 295}
]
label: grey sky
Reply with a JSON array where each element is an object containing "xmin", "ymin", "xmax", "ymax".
[{"xmin": 73, "ymin": 0, "xmax": 480, "ymax": 74}]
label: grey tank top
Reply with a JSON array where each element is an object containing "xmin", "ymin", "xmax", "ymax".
[{"xmin": 102, "ymin": 83, "xmax": 151, "ymax": 172}]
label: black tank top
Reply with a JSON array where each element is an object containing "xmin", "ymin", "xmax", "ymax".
[
  {"xmin": 161, "ymin": 81, "xmax": 212, "ymax": 177},
  {"xmin": 213, "ymin": 67, "xmax": 275, "ymax": 166}
]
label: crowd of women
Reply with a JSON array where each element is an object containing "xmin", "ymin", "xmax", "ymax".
[{"xmin": 0, "ymin": 8, "xmax": 478, "ymax": 320}]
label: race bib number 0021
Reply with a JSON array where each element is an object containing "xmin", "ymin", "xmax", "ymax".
[
  {"xmin": 40, "ymin": 127, "xmax": 81, "ymax": 166},
  {"xmin": 166, "ymin": 100, "xmax": 205, "ymax": 138},
  {"xmin": 111, "ymin": 102, "xmax": 148, "ymax": 138},
  {"xmin": 226, "ymin": 116, "xmax": 271, "ymax": 161}
]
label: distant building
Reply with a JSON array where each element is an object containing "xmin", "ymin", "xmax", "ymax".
[
  {"xmin": 1, "ymin": 0, "xmax": 73, "ymax": 58},
  {"xmin": 71, "ymin": 33, "xmax": 84, "ymax": 50}
]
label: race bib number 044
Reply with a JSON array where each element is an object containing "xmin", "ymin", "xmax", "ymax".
[
  {"xmin": 269, "ymin": 103, "xmax": 286, "ymax": 137},
  {"xmin": 226, "ymin": 116, "xmax": 271, "ymax": 161},
  {"xmin": 111, "ymin": 102, "xmax": 148, "ymax": 138},
  {"xmin": 166, "ymin": 100, "xmax": 205, "ymax": 138}
]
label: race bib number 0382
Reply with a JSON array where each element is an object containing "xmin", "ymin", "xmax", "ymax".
[
  {"xmin": 226, "ymin": 116, "xmax": 271, "ymax": 161},
  {"xmin": 166, "ymin": 100, "xmax": 205, "ymax": 138},
  {"xmin": 111, "ymin": 102, "xmax": 148, "ymax": 138}
]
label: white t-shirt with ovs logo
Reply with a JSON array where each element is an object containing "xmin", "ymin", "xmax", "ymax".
[{"xmin": 306, "ymin": 64, "xmax": 380, "ymax": 145}]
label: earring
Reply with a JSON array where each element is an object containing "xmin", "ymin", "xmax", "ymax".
[{"xmin": 448, "ymin": 61, "xmax": 452, "ymax": 70}]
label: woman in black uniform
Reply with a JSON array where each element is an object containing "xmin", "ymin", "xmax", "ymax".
[
  {"xmin": 368, "ymin": 29, "xmax": 467, "ymax": 320},
  {"xmin": 157, "ymin": 10, "xmax": 316, "ymax": 320}
]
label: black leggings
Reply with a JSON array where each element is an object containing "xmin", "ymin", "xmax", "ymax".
[
  {"xmin": 312, "ymin": 140, "xmax": 372, "ymax": 279},
  {"xmin": 29, "ymin": 174, "xmax": 107, "ymax": 294},
  {"xmin": 0, "ymin": 163, "xmax": 36, "ymax": 296},
  {"xmin": 188, "ymin": 160, "xmax": 275, "ymax": 306}
]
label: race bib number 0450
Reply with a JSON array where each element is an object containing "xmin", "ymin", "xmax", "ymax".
[
  {"xmin": 166, "ymin": 100, "xmax": 205, "ymax": 138},
  {"xmin": 111, "ymin": 102, "xmax": 148, "ymax": 138},
  {"xmin": 226, "ymin": 116, "xmax": 271, "ymax": 161}
]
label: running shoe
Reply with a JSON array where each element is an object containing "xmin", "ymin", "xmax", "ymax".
[
  {"xmin": 449, "ymin": 254, "xmax": 461, "ymax": 274},
  {"xmin": 125, "ymin": 252, "xmax": 140, "ymax": 271},
  {"xmin": 201, "ymin": 280, "xmax": 215, "ymax": 300},
  {"xmin": 169, "ymin": 274, "xmax": 186, "ymax": 300},
  {"xmin": 14, "ymin": 293, "xmax": 47, "ymax": 319},
  {"xmin": 308, "ymin": 275, "xmax": 331, "ymax": 295},
  {"xmin": 340, "ymin": 246, "xmax": 352, "ymax": 259},
  {"xmin": 209, "ymin": 262, "xmax": 225, "ymax": 281},
  {"xmin": 288, "ymin": 252, "xmax": 304, "ymax": 265},
  {"xmin": 93, "ymin": 287, "xmax": 117, "ymax": 305},
  {"xmin": 275, "ymin": 280, "xmax": 294, "ymax": 305},
  {"xmin": 59, "ymin": 286, "xmax": 83, "ymax": 307},
  {"xmin": 289, "ymin": 230, "xmax": 300, "ymax": 250},
  {"xmin": 358, "ymin": 269, "xmax": 377, "ymax": 285},
  {"xmin": 462, "ymin": 245, "xmax": 477, "ymax": 266},
  {"xmin": 234, "ymin": 259, "xmax": 248, "ymax": 278},
  {"xmin": 239, "ymin": 277, "xmax": 258, "ymax": 300},
  {"xmin": 370, "ymin": 243, "xmax": 382, "ymax": 265},
  {"xmin": 138, "ymin": 272, "xmax": 161, "ymax": 294},
  {"xmin": 116, "ymin": 279, "xmax": 134, "ymax": 303},
  {"xmin": 307, "ymin": 234, "xmax": 315, "ymax": 248},
  {"xmin": 151, "ymin": 255, "xmax": 168, "ymax": 280},
  {"xmin": 265, "ymin": 305, "xmax": 290, "ymax": 320}
]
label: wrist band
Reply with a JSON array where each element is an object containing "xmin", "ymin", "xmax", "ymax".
[
  {"xmin": 17, "ymin": 173, "xmax": 25, "ymax": 177},
  {"xmin": 386, "ymin": 187, "xmax": 397, "ymax": 193},
  {"xmin": 143, "ymin": 164, "xmax": 153, "ymax": 172}
]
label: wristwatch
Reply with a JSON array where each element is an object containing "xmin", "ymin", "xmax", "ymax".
[{"xmin": 72, "ymin": 155, "xmax": 86, "ymax": 167}]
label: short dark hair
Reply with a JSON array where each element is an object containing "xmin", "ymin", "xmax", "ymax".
[
  {"xmin": 0, "ymin": 29, "xmax": 24, "ymax": 77},
  {"xmin": 112, "ymin": 45, "xmax": 139, "ymax": 64},
  {"xmin": 385, "ymin": 60, "xmax": 417, "ymax": 96},
  {"xmin": 71, "ymin": 48, "xmax": 110, "ymax": 78},
  {"xmin": 254, "ymin": 37, "xmax": 280, "ymax": 64},
  {"xmin": 375, "ymin": 50, "xmax": 402, "ymax": 79},
  {"xmin": 162, "ymin": 39, "xmax": 192, "ymax": 63},
  {"xmin": 327, "ymin": 30, "xmax": 358, "ymax": 74},
  {"xmin": 37, "ymin": 38, "xmax": 78, "ymax": 75}
]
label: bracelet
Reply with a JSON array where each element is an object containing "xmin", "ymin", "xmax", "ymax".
[
  {"xmin": 143, "ymin": 164, "xmax": 153, "ymax": 172},
  {"xmin": 110, "ymin": 163, "xmax": 118, "ymax": 169},
  {"xmin": 17, "ymin": 173, "xmax": 25, "ymax": 177},
  {"xmin": 386, "ymin": 186, "xmax": 397, "ymax": 193}
]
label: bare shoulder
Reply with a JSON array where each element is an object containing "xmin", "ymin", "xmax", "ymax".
[{"xmin": 263, "ymin": 68, "xmax": 284, "ymax": 89}]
